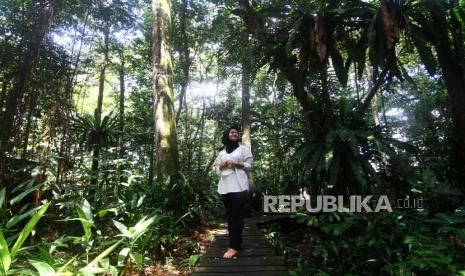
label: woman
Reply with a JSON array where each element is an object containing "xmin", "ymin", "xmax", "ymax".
[{"xmin": 214, "ymin": 126, "xmax": 253, "ymax": 259}]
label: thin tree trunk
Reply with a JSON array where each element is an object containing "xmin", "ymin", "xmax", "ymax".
[
  {"xmin": 0, "ymin": 77, "xmax": 9, "ymax": 116},
  {"xmin": 119, "ymin": 51, "xmax": 125, "ymax": 159},
  {"xmin": 366, "ymin": 66, "xmax": 380, "ymax": 126},
  {"xmin": 91, "ymin": 29, "xmax": 109, "ymax": 186},
  {"xmin": 196, "ymin": 98, "xmax": 206, "ymax": 172},
  {"xmin": 21, "ymin": 91, "xmax": 38, "ymax": 156},
  {"xmin": 241, "ymin": 57, "xmax": 252, "ymax": 148},
  {"xmin": 149, "ymin": 138, "xmax": 155, "ymax": 186},
  {"xmin": 320, "ymin": 64, "xmax": 333, "ymax": 127},
  {"xmin": 152, "ymin": 0, "xmax": 180, "ymax": 181},
  {"xmin": 176, "ymin": 0, "xmax": 190, "ymax": 124}
]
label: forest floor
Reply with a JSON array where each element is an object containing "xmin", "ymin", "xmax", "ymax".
[{"xmin": 129, "ymin": 224, "xmax": 219, "ymax": 275}]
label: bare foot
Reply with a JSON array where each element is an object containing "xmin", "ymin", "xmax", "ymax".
[{"xmin": 223, "ymin": 248, "xmax": 238, "ymax": 259}]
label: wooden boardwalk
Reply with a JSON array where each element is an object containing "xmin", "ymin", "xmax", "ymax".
[{"xmin": 192, "ymin": 215, "xmax": 289, "ymax": 275}]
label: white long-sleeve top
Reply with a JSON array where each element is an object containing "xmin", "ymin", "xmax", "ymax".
[{"xmin": 214, "ymin": 144, "xmax": 253, "ymax": 194}]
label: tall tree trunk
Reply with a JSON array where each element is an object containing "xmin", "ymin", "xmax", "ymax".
[
  {"xmin": 149, "ymin": 137, "xmax": 155, "ymax": 186},
  {"xmin": 366, "ymin": 66, "xmax": 380, "ymax": 126},
  {"xmin": 118, "ymin": 50, "xmax": 126, "ymax": 186},
  {"xmin": 196, "ymin": 98, "xmax": 206, "ymax": 172},
  {"xmin": 436, "ymin": 47, "xmax": 465, "ymax": 185},
  {"xmin": 175, "ymin": 0, "xmax": 190, "ymax": 124},
  {"xmin": 21, "ymin": 91, "xmax": 38, "ymax": 156},
  {"xmin": 241, "ymin": 58, "xmax": 252, "ymax": 148},
  {"xmin": 119, "ymin": 51, "xmax": 125, "ymax": 159},
  {"xmin": 152, "ymin": 0, "xmax": 180, "ymax": 181},
  {"xmin": 0, "ymin": 0, "xmax": 61, "ymax": 154},
  {"xmin": 91, "ymin": 29, "xmax": 109, "ymax": 186},
  {"xmin": 432, "ymin": 14, "xmax": 465, "ymax": 188},
  {"xmin": 0, "ymin": 78, "xmax": 9, "ymax": 117}
]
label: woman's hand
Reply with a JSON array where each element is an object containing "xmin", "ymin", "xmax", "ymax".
[
  {"xmin": 219, "ymin": 161, "xmax": 231, "ymax": 171},
  {"xmin": 233, "ymin": 161, "xmax": 245, "ymax": 169},
  {"xmin": 219, "ymin": 161, "xmax": 244, "ymax": 171}
]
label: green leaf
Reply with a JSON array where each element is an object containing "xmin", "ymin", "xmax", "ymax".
[
  {"xmin": 98, "ymin": 208, "xmax": 117, "ymax": 218},
  {"xmin": 0, "ymin": 188, "xmax": 5, "ymax": 208},
  {"xmin": 189, "ymin": 254, "xmax": 200, "ymax": 267},
  {"xmin": 76, "ymin": 200, "xmax": 94, "ymax": 240},
  {"xmin": 37, "ymin": 246, "xmax": 51, "ymax": 264},
  {"xmin": 308, "ymin": 145, "xmax": 324, "ymax": 170},
  {"xmin": 117, "ymin": 247, "xmax": 130, "ymax": 266},
  {"xmin": 409, "ymin": 24, "xmax": 437, "ymax": 75},
  {"xmin": 9, "ymin": 183, "xmax": 43, "ymax": 206},
  {"xmin": 28, "ymin": 259, "xmax": 55, "ymax": 276},
  {"xmin": 79, "ymin": 266, "xmax": 107, "ymax": 276},
  {"xmin": 130, "ymin": 252, "xmax": 143, "ymax": 267},
  {"xmin": 436, "ymin": 182, "xmax": 463, "ymax": 196},
  {"xmin": 80, "ymin": 200, "xmax": 93, "ymax": 222},
  {"xmin": 330, "ymin": 47, "xmax": 349, "ymax": 86},
  {"xmin": 0, "ymin": 230, "xmax": 11, "ymax": 273},
  {"xmin": 6, "ymin": 206, "xmax": 41, "ymax": 229},
  {"xmin": 328, "ymin": 151, "xmax": 341, "ymax": 187},
  {"xmin": 99, "ymin": 258, "xmax": 110, "ymax": 269},
  {"xmin": 11, "ymin": 202, "xmax": 50, "ymax": 259},
  {"xmin": 112, "ymin": 220, "xmax": 130, "ymax": 237},
  {"xmin": 84, "ymin": 240, "xmax": 123, "ymax": 268},
  {"xmin": 131, "ymin": 216, "xmax": 155, "ymax": 242},
  {"xmin": 49, "ymin": 235, "xmax": 72, "ymax": 255},
  {"xmin": 57, "ymin": 254, "xmax": 77, "ymax": 274}
]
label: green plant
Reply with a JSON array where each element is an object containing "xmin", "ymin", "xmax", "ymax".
[
  {"xmin": 295, "ymin": 97, "xmax": 415, "ymax": 195},
  {"xmin": 0, "ymin": 202, "xmax": 50, "ymax": 275},
  {"xmin": 112, "ymin": 216, "xmax": 157, "ymax": 275}
]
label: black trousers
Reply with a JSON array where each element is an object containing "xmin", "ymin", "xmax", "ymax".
[{"xmin": 222, "ymin": 190, "xmax": 249, "ymax": 250}]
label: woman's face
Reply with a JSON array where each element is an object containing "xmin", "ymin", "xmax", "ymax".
[{"xmin": 229, "ymin": 129, "xmax": 239, "ymax": 141}]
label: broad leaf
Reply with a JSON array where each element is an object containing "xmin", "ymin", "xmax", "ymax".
[
  {"xmin": 10, "ymin": 202, "xmax": 50, "ymax": 259},
  {"xmin": 29, "ymin": 259, "xmax": 55, "ymax": 276}
]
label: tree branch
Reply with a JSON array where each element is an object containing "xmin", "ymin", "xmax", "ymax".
[{"xmin": 356, "ymin": 66, "xmax": 389, "ymax": 116}]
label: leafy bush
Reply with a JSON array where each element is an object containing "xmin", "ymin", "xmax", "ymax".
[{"xmin": 264, "ymin": 208, "xmax": 465, "ymax": 275}]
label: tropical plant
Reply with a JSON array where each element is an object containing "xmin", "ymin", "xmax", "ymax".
[
  {"xmin": 294, "ymin": 96, "xmax": 415, "ymax": 195},
  {"xmin": 0, "ymin": 202, "xmax": 50, "ymax": 275}
]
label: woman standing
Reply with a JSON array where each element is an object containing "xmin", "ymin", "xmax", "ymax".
[{"xmin": 214, "ymin": 126, "xmax": 253, "ymax": 259}]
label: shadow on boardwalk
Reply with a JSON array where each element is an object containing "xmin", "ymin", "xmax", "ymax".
[{"xmin": 192, "ymin": 214, "xmax": 290, "ymax": 276}]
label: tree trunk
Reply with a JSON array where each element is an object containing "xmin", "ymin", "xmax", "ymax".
[
  {"xmin": 241, "ymin": 58, "xmax": 252, "ymax": 148},
  {"xmin": 431, "ymin": 14, "xmax": 465, "ymax": 188},
  {"xmin": 196, "ymin": 98, "xmax": 206, "ymax": 172},
  {"xmin": 119, "ymin": 51, "xmax": 125, "ymax": 159},
  {"xmin": 175, "ymin": 0, "xmax": 190, "ymax": 124},
  {"xmin": 366, "ymin": 66, "xmax": 380, "ymax": 126},
  {"xmin": 152, "ymin": 0, "xmax": 180, "ymax": 181},
  {"xmin": 0, "ymin": 0, "xmax": 61, "ymax": 153},
  {"xmin": 0, "ymin": 78, "xmax": 9, "ymax": 118},
  {"xmin": 149, "ymin": 138, "xmax": 155, "ymax": 186},
  {"xmin": 435, "ymin": 45, "xmax": 465, "ymax": 187},
  {"xmin": 91, "ymin": 29, "xmax": 110, "ymax": 186},
  {"xmin": 21, "ymin": 91, "xmax": 38, "ymax": 156},
  {"xmin": 1, "ymin": 51, "xmax": 35, "ymax": 153}
]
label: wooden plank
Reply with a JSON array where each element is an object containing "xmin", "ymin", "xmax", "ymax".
[
  {"xmin": 204, "ymin": 248, "xmax": 276, "ymax": 258},
  {"xmin": 215, "ymin": 232, "xmax": 263, "ymax": 237},
  {"xmin": 214, "ymin": 236, "xmax": 269, "ymax": 242},
  {"xmin": 194, "ymin": 265, "xmax": 288, "ymax": 273},
  {"xmin": 192, "ymin": 271, "xmax": 289, "ymax": 276},
  {"xmin": 194, "ymin": 216, "xmax": 289, "ymax": 275},
  {"xmin": 209, "ymin": 240, "xmax": 271, "ymax": 249},
  {"xmin": 198, "ymin": 256, "xmax": 283, "ymax": 267}
]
